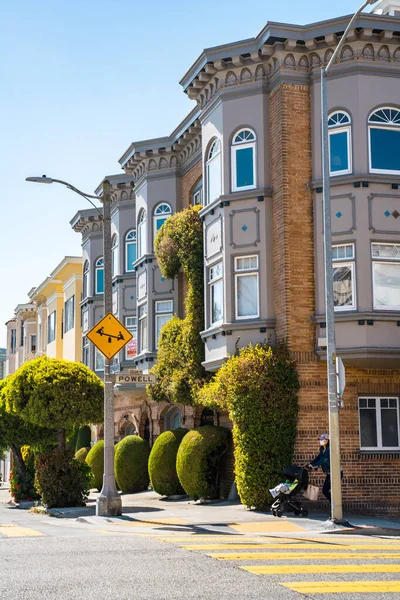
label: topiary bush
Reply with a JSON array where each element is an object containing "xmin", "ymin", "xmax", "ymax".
[
  {"xmin": 35, "ymin": 449, "xmax": 93, "ymax": 508},
  {"xmin": 86, "ymin": 440, "xmax": 105, "ymax": 491},
  {"xmin": 75, "ymin": 447, "xmax": 90, "ymax": 462},
  {"xmin": 176, "ymin": 425, "xmax": 229, "ymax": 501},
  {"xmin": 148, "ymin": 428, "xmax": 188, "ymax": 497},
  {"xmin": 114, "ymin": 436, "xmax": 150, "ymax": 494},
  {"xmin": 198, "ymin": 342, "xmax": 299, "ymax": 508},
  {"xmin": 75, "ymin": 426, "xmax": 91, "ymax": 452}
]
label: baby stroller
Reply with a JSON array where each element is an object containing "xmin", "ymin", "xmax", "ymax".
[{"xmin": 270, "ymin": 465, "xmax": 310, "ymax": 518}]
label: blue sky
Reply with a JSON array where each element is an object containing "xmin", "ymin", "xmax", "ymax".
[{"xmin": 0, "ymin": 0, "xmax": 375, "ymax": 347}]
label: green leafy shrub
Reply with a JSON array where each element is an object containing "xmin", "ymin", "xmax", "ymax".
[
  {"xmin": 75, "ymin": 426, "xmax": 91, "ymax": 452},
  {"xmin": 35, "ymin": 449, "xmax": 93, "ymax": 508},
  {"xmin": 9, "ymin": 446, "xmax": 39, "ymax": 503},
  {"xmin": 176, "ymin": 425, "xmax": 229, "ymax": 501},
  {"xmin": 149, "ymin": 206, "xmax": 208, "ymax": 405},
  {"xmin": 198, "ymin": 342, "xmax": 299, "ymax": 508},
  {"xmin": 148, "ymin": 429, "xmax": 188, "ymax": 496},
  {"xmin": 114, "ymin": 436, "xmax": 150, "ymax": 494},
  {"xmin": 86, "ymin": 440, "xmax": 105, "ymax": 491},
  {"xmin": 75, "ymin": 447, "xmax": 90, "ymax": 462},
  {"xmin": 66, "ymin": 427, "xmax": 79, "ymax": 450}
]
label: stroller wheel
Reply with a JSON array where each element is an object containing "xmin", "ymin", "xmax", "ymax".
[
  {"xmin": 276, "ymin": 510, "xmax": 283, "ymax": 518},
  {"xmin": 301, "ymin": 509, "xmax": 309, "ymax": 517},
  {"xmin": 271, "ymin": 509, "xmax": 277, "ymax": 517},
  {"xmin": 294, "ymin": 509, "xmax": 301, "ymax": 516}
]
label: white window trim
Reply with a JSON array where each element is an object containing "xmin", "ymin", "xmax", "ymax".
[
  {"xmin": 372, "ymin": 261, "xmax": 400, "ymax": 311},
  {"xmin": 206, "ymin": 140, "xmax": 222, "ymax": 206},
  {"xmin": 329, "ymin": 126, "xmax": 352, "ymax": 177},
  {"xmin": 231, "ymin": 141, "xmax": 257, "ymax": 192},
  {"xmin": 125, "ymin": 316, "xmax": 137, "ymax": 360},
  {"xmin": 95, "ymin": 258, "xmax": 104, "ymax": 295},
  {"xmin": 112, "ymin": 236, "xmax": 119, "ymax": 278},
  {"xmin": 138, "ymin": 302, "xmax": 148, "ymax": 353},
  {"xmin": 95, "ymin": 347, "xmax": 105, "ymax": 372},
  {"xmin": 208, "ymin": 261, "xmax": 224, "ymax": 326},
  {"xmin": 153, "ymin": 204, "xmax": 172, "ymax": 247},
  {"xmin": 333, "ymin": 261, "xmax": 357, "ymax": 312},
  {"xmin": 368, "ymin": 125, "xmax": 400, "ymax": 175},
  {"xmin": 234, "ymin": 255, "xmax": 260, "ymax": 320},
  {"xmin": 82, "ymin": 308, "xmax": 89, "ymax": 333},
  {"xmin": 138, "ymin": 212, "xmax": 147, "ymax": 258},
  {"xmin": 125, "ymin": 231, "xmax": 137, "ymax": 273},
  {"xmin": 155, "ymin": 300, "xmax": 173, "ymax": 350},
  {"xmin": 64, "ymin": 296, "xmax": 75, "ymax": 333},
  {"xmin": 83, "ymin": 261, "xmax": 90, "ymax": 299},
  {"xmin": 359, "ymin": 396, "xmax": 400, "ymax": 451}
]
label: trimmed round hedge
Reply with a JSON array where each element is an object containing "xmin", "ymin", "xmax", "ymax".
[
  {"xmin": 75, "ymin": 447, "xmax": 90, "ymax": 462},
  {"xmin": 148, "ymin": 428, "xmax": 188, "ymax": 497},
  {"xmin": 114, "ymin": 436, "xmax": 150, "ymax": 494},
  {"xmin": 86, "ymin": 440, "xmax": 104, "ymax": 491},
  {"xmin": 176, "ymin": 425, "xmax": 229, "ymax": 501}
]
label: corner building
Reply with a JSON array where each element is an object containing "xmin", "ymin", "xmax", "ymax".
[{"xmin": 77, "ymin": 3, "xmax": 400, "ymax": 512}]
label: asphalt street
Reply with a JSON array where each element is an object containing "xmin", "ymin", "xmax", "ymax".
[{"xmin": 1, "ymin": 501, "xmax": 400, "ymax": 600}]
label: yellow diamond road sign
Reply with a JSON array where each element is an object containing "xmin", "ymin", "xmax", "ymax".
[{"xmin": 87, "ymin": 313, "xmax": 133, "ymax": 360}]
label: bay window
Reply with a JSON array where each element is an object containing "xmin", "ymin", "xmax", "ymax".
[
  {"xmin": 153, "ymin": 204, "xmax": 171, "ymax": 247},
  {"xmin": 95, "ymin": 258, "xmax": 104, "ymax": 294},
  {"xmin": 332, "ymin": 243, "xmax": 356, "ymax": 311},
  {"xmin": 139, "ymin": 304, "xmax": 148, "ymax": 353},
  {"xmin": 155, "ymin": 300, "xmax": 173, "ymax": 349},
  {"xmin": 206, "ymin": 139, "xmax": 222, "ymax": 205},
  {"xmin": 83, "ymin": 261, "xmax": 89, "ymax": 299},
  {"xmin": 234, "ymin": 255, "xmax": 259, "ymax": 319},
  {"xmin": 372, "ymin": 243, "xmax": 400, "ymax": 310},
  {"xmin": 125, "ymin": 317, "xmax": 137, "ymax": 360},
  {"xmin": 138, "ymin": 210, "xmax": 147, "ymax": 258},
  {"xmin": 231, "ymin": 129, "xmax": 256, "ymax": 191},
  {"xmin": 208, "ymin": 261, "xmax": 223, "ymax": 325},
  {"xmin": 125, "ymin": 230, "xmax": 137, "ymax": 272},
  {"xmin": 111, "ymin": 234, "xmax": 119, "ymax": 277}
]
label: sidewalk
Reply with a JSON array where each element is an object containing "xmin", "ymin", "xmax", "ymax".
[{"xmin": 2, "ymin": 485, "xmax": 399, "ymax": 537}]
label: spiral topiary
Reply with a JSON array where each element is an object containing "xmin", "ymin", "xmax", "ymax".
[
  {"xmin": 114, "ymin": 436, "xmax": 150, "ymax": 494},
  {"xmin": 176, "ymin": 425, "xmax": 229, "ymax": 501},
  {"xmin": 148, "ymin": 428, "xmax": 188, "ymax": 496},
  {"xmin": 86, "ymin": 440, "xmax": 104, "ymax": 491}
]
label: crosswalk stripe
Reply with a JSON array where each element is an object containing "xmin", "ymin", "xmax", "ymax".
[
  {"xmin": 242, "ymin": 564, "xmax": 400, "ymax": 575},
  {"xmin": 0, "ymin": 525, "xmax": 45, "ymax": 538},
  {"xmin": 282, "ymin": 581, "xmax": 400, "ymax": 594},
  {"xmin": 207, "ymin": 551, "xmax": 400, "ymax": 560},
  {"xmin": 180, "ymin": 543, "xmax": 400, "ymax": 551}
]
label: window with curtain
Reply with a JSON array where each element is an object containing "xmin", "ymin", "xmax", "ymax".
[
  {"xmin": 332, "ymin": 243, "xmax": 356, "ymax": 311},
  {"xmin": 372, "ymin": 243, "xmax": 400, "ymax": 310},
  {"xmin": 138, "ymin": 211, "xmax": 147, "ymax": 258},
  {"xmin": 234, "ymin": 255, "xmax": 259, "ymax": 319},
  {"xmin": 206, "ymin": 139, "xmax": 222, "ymax": 205},
  {"xmin": 125, "ymin": 230, "xmax": 137, "ymax": 272},
  {"xmin": 369, "ymin": 107, "xmax": 400, "ymax": 174},
  {"xmin": 111, "ymin": 234, "xmax": 119, "ymax": 277},
  {"xmin": 153, "ymin": 204, "xmax": 172, "ymax": 246},
  {"xmin": 95, "ymin": 257, "xmax": 104, "ymax": 294},
  {"xmin": 231, "ymin": 129, "xmax": 257, "ymax": 191},
  {"xmin": 328, "ymin": 111, "xmax": 352, "ymax": 176}
]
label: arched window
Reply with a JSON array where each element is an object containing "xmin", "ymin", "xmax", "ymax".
[
  {"xmin": 138, "ymin": 210, "xmax": 147, "ymax": 258},
  {"xmin": 369, "ymin": 107, "xmax": 400, "ymax": 174},
  {"xmin": 111, "ymin": 234, "xmax": 119, "ymax": 277},
  {"xmin": 206, "ymin": 138, "xmax": 222, "ymax": 205},
  {"xmin": 165, "ymin": 406, "xmax": 182, "ymax": 431},
  {"xmin": 328, "ymin": 111, "xmax": 352, "ymax": 176},
  {"xmin": 200, "ymin": 408, "xmax": 215, "ymax": 426},
  {"xmin": 125, "ymin": 230, "xmax": 137, "ymax": 272},
  {"xmin": 231, "ymin": 128, "xmax": 257, "ymax": 191},
  {"xmin": 95, "ymin": 257, "xmax": 104, "ymax": 294},
  {"xmin": 82, "ymin": 260, "xmax": 89, "ymax": 299},
  {"xmin": 153, "ymin": 203, "xmax": 172, "ymax": 245}
]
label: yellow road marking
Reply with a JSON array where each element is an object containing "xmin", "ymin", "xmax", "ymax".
[
  {"xmin": 242, "ymin": 564, "xmax": 400, "ymax": 575},
  {"xmin": 181, "ymin": 543, "xmax": 400, "ymax": 551},
  {"xmin": 229, "ymin": 522, "xmax": 305, "ymax": 533},
  {"xmin": 282, "ymin": 581, "xmax": 400, "ymax": 594},
  {"xmin": 0, "ymin": 525, "xmax": 45, "ymax": 538},
  {"xmin": 207, "ymin": 551, "xmax": 400, "ymax": 560}
]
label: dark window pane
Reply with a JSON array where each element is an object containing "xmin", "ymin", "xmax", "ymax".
[
  {"xmin": 370, "ymin": 128, "xmax": 400, "ymax": 172},
  {"xmin": 330, "ymin": 131, "xmax": 349, "ymax": 172},
  {"xmin": 359, "ymin": 398, "xmax": 367, "ymax": 408},
  {"xmin": 236, "ymin": 147, "xmax": 254, "ymax": 187},
  {"xmin": 360, "ymin": 409, "xmax": 377, "ymax": 447},
  {"xmin": 381, "ymin": 409, "xmax": 399, "ymax": 447}
]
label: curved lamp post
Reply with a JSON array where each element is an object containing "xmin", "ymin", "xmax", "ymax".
[
  {"xmin": 26, "ymin": 175, "xmax": 122, "ymax": 517},
  {"xmin": 321, "ymin": 0, "xmax": 379, "ymax": 523}
]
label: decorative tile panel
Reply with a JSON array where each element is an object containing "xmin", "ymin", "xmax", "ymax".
[
  {"xmin": 152, "ymin": 265, "xmax": 174, "ymax": 295},
  {"xmin": 229, "ymin": 207, "xmax": 260, "ymax": 249},
  {"xmin": 324, "ymin": 194, "xmax": 356, "ymax": 235},
  {"xmin": 368, "ymin": 193, "xmax": 400, "ymax": 234},
  {"xmin": 205, "ymin": 215, "xmax": 223, "ymax": 259}
]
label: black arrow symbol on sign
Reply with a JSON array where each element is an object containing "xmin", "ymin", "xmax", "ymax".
[{"xmin": 96, "ymin": 327, "xmax": 125, "ymax": 343}]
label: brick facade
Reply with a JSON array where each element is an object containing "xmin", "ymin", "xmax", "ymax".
[
  {"xmin": 181, "ymin": 159, "xmax": 202, "ymax": 210},
  {"xmin": 270, "ymin": 82, "xmax": 400, "ymax": 514}
]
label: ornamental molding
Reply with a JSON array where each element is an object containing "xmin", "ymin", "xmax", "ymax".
[{"xmin": 368, "ymin": 192, "xmax": 400, "ymax": 234}]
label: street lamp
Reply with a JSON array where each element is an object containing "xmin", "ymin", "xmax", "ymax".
[
  {"xmin": 26, "ymin": 175, "xmax": 122, "ymax": 517},
  {"xmin": 321, "ymin": 0, "xmax": 378, "ymax": 523}
]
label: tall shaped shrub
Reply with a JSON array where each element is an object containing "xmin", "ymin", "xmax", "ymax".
[{"xmin": 199, "ymin": 342, "xmax": 299, "ymax": 508}]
